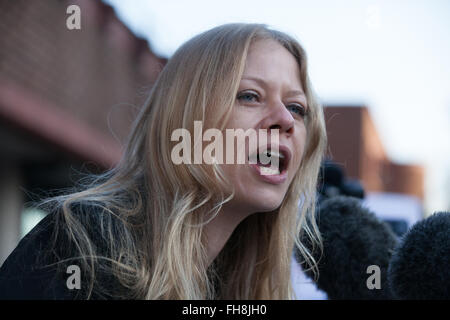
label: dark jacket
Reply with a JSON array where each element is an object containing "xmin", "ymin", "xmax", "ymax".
[
  {"xmin": 0, "ymin": 208, "xmax": 128, "ymax": 300},
  {"xmin": 0, "ymin": 212, "xmax": 78, "ymax": 299}
]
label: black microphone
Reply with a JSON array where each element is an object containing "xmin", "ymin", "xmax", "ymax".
[
  {"xmin": 296, "ymin": 196, "xmax": 398, "ymax": 299},
  {"xmin": 388, "ymin": 211, "xmax": 450, "ymax": 300}
]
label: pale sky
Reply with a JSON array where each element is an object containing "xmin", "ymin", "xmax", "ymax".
[{"xmin": 103, "ymin": 0, "xmax": 450, "ymax": 214}]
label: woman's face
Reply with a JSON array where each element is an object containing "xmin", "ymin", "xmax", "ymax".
[{"xmin": 221, "ymin": 39, "xmax": 308, "ymax": 214}]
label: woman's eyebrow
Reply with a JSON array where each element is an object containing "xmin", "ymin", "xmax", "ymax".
[
  {"xmin": 241, "ymin": 76, "xmax": 306, "ymax": 98},
  {"xmin": 241, "ymin": 76, "xmax": 266, "ymax": 86},
  {"xmin": 285, "ymin": 89, "xmax": 306, "ymax": 98}
]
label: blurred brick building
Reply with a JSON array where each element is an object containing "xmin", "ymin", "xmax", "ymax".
[
  {"xmin": 0, "ymin": 0, "xmax": 425, "ymax": 265},
  {"xmin": 0, "ymin": 0, "xmax": 166, "ymax": 264},
  {"xmin": 323, "ymin": 106, "xmax": 425, "ymax": 232}
]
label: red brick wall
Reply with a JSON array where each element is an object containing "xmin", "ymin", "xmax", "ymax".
[
  {"xmin": 383, "ymin": 163, "xmax": 425, "ymax": 199},
  {"xmin": 0, "ymin": 0, "xmax": 166, "ymax": 166},
  {"xmin": 360, "ymin": 107, "xmax": 388, "ymax": 192},
  {"xmin": 324, "ymin": 106, "xmax": 363, "ymax": 179}
]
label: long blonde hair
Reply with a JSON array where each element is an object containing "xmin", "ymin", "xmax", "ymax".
[{"xmin": 42, "ymin": 23, "xmax": 327, "ymax": 299}]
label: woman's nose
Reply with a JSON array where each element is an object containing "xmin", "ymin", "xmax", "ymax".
[{"xmin": 261, "ymin": 101, "xmax": 295, "ymax": 136}]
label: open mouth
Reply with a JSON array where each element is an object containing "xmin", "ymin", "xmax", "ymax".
[{"xmin": 249, "ymin": 146, "xmax": 290, "ymax": 176}]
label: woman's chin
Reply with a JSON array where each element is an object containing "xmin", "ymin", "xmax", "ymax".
[{"xmin": 246, "ymin": 193, "xmax": 285, "ymax": 213}]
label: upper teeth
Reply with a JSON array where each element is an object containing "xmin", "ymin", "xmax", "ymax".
[{"xmin": 260, "ymin": 166, "xmax": 280, "ymax": 176}]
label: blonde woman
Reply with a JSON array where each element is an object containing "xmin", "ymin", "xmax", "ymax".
[{"xmin": 0, "ymin": 23, "xmax": 327, "ymax": 299}]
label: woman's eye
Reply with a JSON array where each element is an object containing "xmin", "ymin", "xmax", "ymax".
[
  {"xmin": 237, "ymin": 91, "xmax": 259, "ymax": 102},
  {"xmin": 287, "ymin": 104, "xmax": 307, "ymax": 118}
]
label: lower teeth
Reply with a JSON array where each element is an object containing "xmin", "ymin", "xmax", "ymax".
[{"xmin": 260, "ymin": 166, "xmax": 280, "ymax": 176}]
